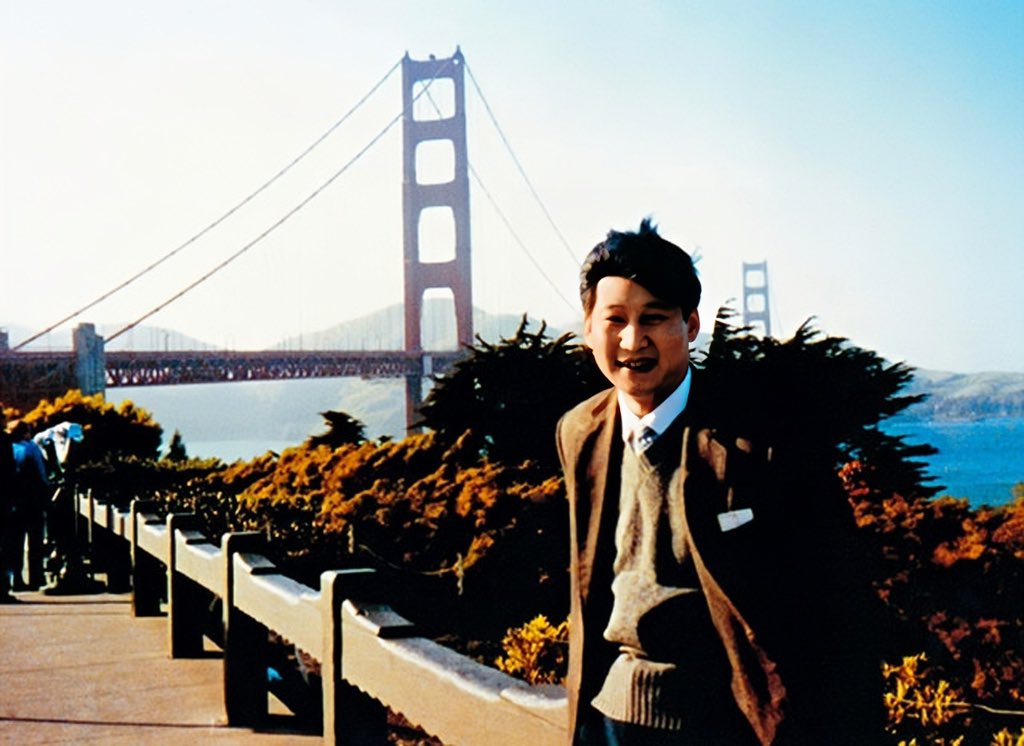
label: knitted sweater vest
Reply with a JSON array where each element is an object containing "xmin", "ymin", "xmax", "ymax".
[{"xmin": 590, "ymin": 418, "xmax": 726, "ymax": 729}]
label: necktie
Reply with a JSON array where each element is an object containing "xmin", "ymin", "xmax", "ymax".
[{"xmin": 633, "ymin": 426, "xmax": 658, "ymax": 454}]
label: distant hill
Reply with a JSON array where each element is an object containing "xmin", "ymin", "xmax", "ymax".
[
  {"xmin": 271, "ymin": 300, "xmax": 574, "ymax": 351},
  {"xmin": 902, "ymin": 369, "xmax": 1024, "ymax": 420}
]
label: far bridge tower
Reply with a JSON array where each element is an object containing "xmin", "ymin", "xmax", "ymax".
[{"xmin": 742, "ymin": 261, "xmax": 772, "ymax": 337}]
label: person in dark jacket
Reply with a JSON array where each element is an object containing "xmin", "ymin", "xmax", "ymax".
[
  {"xmin": 10, "ymin": 420, "xmax": 50, "ymax": 590},
  {"xmin": 557, "ymin": 219, "xmax": 881, "ymax": 744},
  {"xmin": 0, "ymin": 407, "xmax": 20, "ymax": 603}
]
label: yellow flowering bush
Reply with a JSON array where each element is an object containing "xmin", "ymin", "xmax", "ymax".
[
  {"xmin": 495, "ymin": 615, "xmax": 568, "ymax": 685},
  {"xmin": 884, "ymin": 654, "xmax": 963, "ymax": 728},
  {"xmin": 991, "ymin": 728, "xmax": 1024, "ymax": 746}
]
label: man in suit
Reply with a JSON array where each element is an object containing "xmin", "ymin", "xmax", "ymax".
[{"xmin": 556, "ymin": 219, "xmax": 880, "ymax": 744}]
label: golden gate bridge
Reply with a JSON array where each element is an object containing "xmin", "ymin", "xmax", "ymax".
[{"xmin": 0, "ymin": 48, "xmax": 578, "ymax": 429}]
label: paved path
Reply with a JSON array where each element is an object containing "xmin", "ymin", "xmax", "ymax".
[{"xmin": 0, "ymin": 590, "xmax": 320, "ymax": 744}]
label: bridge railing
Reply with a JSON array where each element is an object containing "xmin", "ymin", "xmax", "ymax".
[{"xmin": 71, "ymin": 490, "xmax": 568, "ymax": 745}]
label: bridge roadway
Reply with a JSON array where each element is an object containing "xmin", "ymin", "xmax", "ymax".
[
  {"xmin": 105, "ymin": 349, "xmax": 465, "ymax": 387},
  {"xmin": 0, "ymin": 589, "xmax": 320, "ymax": 744},
  {"xmin": 0, "ymin": 347, "xmax": 466, "ymax": 410}
]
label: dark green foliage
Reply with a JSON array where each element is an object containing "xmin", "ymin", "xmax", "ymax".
[
  {"xmin": 157, "ymin": 452, "xmax": 280, "ymax": 540},
  {"xmin": 417, "ymin": 316, "xmax": 607, "ymax": 470},
  {"xmin": 73, "ymin": 454, "xmax": 223, "ymax": 508},
  {"xmin": 164, "ymin": 429, "xmax": 188, "ymax": 461},
  {"xmin": 306, "ymin": 410, "xmax": 367, "ymax": 449},
  {"xmin": 698, "ymin": 306, "xmax": 939, "ymax": 498}
]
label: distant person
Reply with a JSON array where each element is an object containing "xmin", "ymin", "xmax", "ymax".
[
  {"xmin": 10, "ymin": 420, "xmax": 50, "ymax": 591},
  {"xmin": 30, "ymin": 422, "xmax": 83, "ymax": 591},
  {"xmin": 0, "ymin": 408, "xmax": 19, "ymax": 603},
  {"xmin": 556, "ymin": 218, "xmax": 880, "ymax": 744}
]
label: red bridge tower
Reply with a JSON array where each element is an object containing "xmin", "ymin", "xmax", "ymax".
[{"xmin": 401, "ymin": 49, "xmax": 473, "ymax": 430}]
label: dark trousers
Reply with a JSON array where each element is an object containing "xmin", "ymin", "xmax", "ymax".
[
  {"xmin": 2, "ymin": 509, "xmax": 23, "ymax": 581},
  {"xmin": 0, "ymin": 513, "xmax": 12, "ymax": 597},
  {"xmin": 575, "ymin": 705, "xmax": 759, "ymax": 746},
  {"xmin": 23, "ymin": 507, "xmax": 46, "ymax": 587},
  {"xmin": 2, "ymin": 506, "xmax": 45, "ymax": 588}
]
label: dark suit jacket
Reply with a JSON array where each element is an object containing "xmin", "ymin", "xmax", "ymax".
[{"xmin": 556, "ymin": 378, "xmax": 881, "ymax": 745}]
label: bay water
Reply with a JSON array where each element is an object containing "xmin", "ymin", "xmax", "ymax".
[{"xmin": 881, "ymin": 416, "xmax": 1022, "ymax": 507}]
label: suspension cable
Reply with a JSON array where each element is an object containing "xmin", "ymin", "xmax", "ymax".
[
  {"xmin": 469, "ymin": 164, "xmax": 579, "ymax": 316},
  {"xmin": 14, "ymin": 58, "xmax": 403, "ymax": 351},
  {"xmin": 106, "ymin": 57, "xmax": 454, "ymax": 344},
  {"xmin": 464, "ymin": 62, "xmax": 579, "ymax": 266},
  {"xmin": 421, "ymin": 88, "xmax": 579, "ymax": 317}
]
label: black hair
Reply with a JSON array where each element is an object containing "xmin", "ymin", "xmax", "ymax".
[{"xmin": 579, "ymin": 217, "xmax": 701, "ymax": 315}]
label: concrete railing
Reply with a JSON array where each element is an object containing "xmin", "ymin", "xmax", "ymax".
[{"xmin": 72, "ymin": 491, "xmax": 568, "ymax": 745}]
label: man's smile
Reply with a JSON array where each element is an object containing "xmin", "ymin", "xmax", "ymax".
[{"xmin": 616, "ymin": 358, "xmax": 657, "ymax": 373}]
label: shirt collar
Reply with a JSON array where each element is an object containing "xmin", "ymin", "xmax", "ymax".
[{"xmin": 618, "ymin": 367, "xmax": 692, "ymax": 444}]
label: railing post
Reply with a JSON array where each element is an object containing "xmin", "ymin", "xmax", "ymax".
[
  {"xmin": 130, "ymin": 500, "xmax": 164, "ymax": 617},
  {"xmin": 321, "ymin": 568, "xmax": 388, "ymax": 744},
  {"xmin": 101, "ymin": 502, "xmax": 131, "ymax": 593},
  {"xmin": 83, "ymin": 488, "xmax": 95, "ymax": 573},
  {"xmin": 167, "ymin": 513, "xmax": 206, "ymax": 658},
  {"xmin": 79, "ymin": 488, "xmax": 101, "ymax": 586},
  {"xmin": 222, "ymin": 531, "xmax": 268, "ymax": 727}
]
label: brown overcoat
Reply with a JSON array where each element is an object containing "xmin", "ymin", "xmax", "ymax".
[{"xmin": 556, "ymin": 383, "xmax": 881, "ymax": 745}]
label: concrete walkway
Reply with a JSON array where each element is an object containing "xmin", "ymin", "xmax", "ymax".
[{"xmin": 0, "ymin": 590, "xmax": 320, "ymax": 744}]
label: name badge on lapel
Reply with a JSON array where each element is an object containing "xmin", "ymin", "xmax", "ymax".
[{"xmin": 717, "ymin": 508, "xmax": 754, "ymax": 532}]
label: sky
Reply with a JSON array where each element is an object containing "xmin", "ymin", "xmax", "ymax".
[{"xmin": 1, "ymin": 1, "xmax": 1022, "ymax": 373}]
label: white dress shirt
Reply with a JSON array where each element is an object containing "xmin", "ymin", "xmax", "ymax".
[{"xmin": 617, "ymin": 367, "xmax": 692, "ymax": 450}]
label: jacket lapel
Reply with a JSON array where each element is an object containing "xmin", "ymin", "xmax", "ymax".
[{"xmin": 577, "ymin": 390, "xmax": 620, "ymax": 601}]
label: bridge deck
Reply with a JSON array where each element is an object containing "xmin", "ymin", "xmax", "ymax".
[{"xmin": 0, "ymin": 591, "xmax": 319, "ymax": 744}]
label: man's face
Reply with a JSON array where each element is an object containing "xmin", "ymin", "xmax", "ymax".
[{"xmin": 584, "ymin": 276, "xmax": 699, "ymax": 417}]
